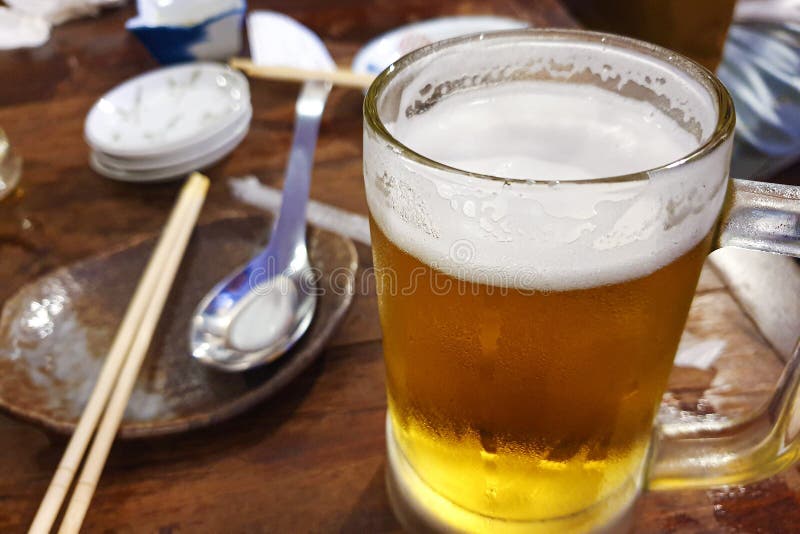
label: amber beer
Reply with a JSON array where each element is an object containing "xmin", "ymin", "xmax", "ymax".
[{"xmin": 371, "ymin": 220, "xmax": 711, "ymax": 520}]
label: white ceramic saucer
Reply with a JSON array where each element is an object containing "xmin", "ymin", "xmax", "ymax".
[
  {"xmin": 351, "ymin": 15, "xmax": 527, "ymax": 76},
  {"xmin": 93, "ymin": 106, "xmax": 252, "ymax": 171},
  {"xmin": 85, "ymin": 62, "xmax": 250, "ymax": 157},
  {"xmin": 89, "ymin": 118, "xmax": 250, "ymax": 183}
]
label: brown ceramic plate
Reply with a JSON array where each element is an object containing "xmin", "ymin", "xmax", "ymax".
[{"xmin": 0, "ymin": 215, "xmax": 357, "ymax": 438}]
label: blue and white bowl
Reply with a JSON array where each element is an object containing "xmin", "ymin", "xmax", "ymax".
[{"xmin": 126, "ymin": 0, "xmax": 246, "ymax": 64}]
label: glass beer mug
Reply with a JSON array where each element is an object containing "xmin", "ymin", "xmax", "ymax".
[{"xmin": 362, "ymin": 30, "xmax": 800, "ymax": 532}]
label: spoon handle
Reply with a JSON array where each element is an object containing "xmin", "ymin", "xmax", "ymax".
[
  {"xmin": 195, "ymin": 82, "xmax": 330, "ymax": 315},
  {"xmin": 270, "ymin": 81, "xmax": 332, "ymax": 268}
]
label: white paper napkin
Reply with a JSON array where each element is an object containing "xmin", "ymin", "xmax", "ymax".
[
  {"xmin": 5, "ymin": 0, "xmax": 124, "ymax": 24},
  {"xmin": 229, "ymin": 176, "xmax": 372, "ymax": 245},
  {"xmin": 0, "ymin": 7, "xmax": 50, "ymax": 49},
  {"xmin": 0, "ymin": 0, "xmax": 125, "ymax": 50}
]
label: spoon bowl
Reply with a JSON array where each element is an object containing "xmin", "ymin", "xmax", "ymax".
[{"xmin": 190, "ymin": 259, "xmax": 317, "ymax": 371}]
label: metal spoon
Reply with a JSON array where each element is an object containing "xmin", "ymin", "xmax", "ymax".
[
  {"xmin": 190, "ymin": 12, "xmax": 334, "ymax": 371},
  {"xmin": 190, "ymin": 80, "xmax": 330, "ymax": 371}
]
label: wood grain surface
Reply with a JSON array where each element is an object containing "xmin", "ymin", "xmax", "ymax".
[{"xmin": 1, "ymin": 1, "xmax": 799, "ymax": 532}]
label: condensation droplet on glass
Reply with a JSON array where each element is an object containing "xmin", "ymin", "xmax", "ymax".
[{"xmin": 462, "ymin": 200, "xmax": 476, "ymax": 217}]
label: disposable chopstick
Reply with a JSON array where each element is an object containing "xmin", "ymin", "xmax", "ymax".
[
  {"xmin": 28, "ymin": 172, "xmax": 209, "ymax": 534},
  {"xmin": 28, "ymin": 174, "xmax": 202, "ymax": 534},
  {"xmin": 229, "ymin": 57, "xmax": 376, "ymax": 90},
  {"xmin": 57, "ymin": 173, "xmax": 209, "ymax": 533}
]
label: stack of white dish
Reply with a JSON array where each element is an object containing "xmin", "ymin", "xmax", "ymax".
[{"xmin": 85, "ymin": 62, "xmax": 251, "ymax": 182}]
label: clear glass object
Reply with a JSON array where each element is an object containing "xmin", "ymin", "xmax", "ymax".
[
  {"xmin": 0, "ymin": 129, "xmax": 21, "ymax": 202},
  {"xmin": 363, "ymin": 29, "xmax": 800, "ymax": 533},
  {"xmin": 718, "ymin": 21, "xmax": 800, "ymax": 177}
]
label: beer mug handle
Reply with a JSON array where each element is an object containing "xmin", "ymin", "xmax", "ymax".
[{"xmin": 648, "ymin": 178, "xmax": 800, "ymax": 490}]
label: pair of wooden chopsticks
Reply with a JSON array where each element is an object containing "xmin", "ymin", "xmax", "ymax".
[
  {"xmin": 29, "ymin": 172, "xmax": 210, "ymax": 534},
  {"xmin": 229, "ymin": 57, "xmax": 376, "ymax": 89}
]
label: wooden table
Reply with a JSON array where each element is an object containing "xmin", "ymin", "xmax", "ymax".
[{"xmin": 1, "ymin": 1, "xmax": 799, "ymax": 532}]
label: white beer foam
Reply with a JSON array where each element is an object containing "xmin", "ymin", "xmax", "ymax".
[
  {"xmin": 390, "ymin": 83, "xmax": 699, "ymax": 182},
  {"xmin": 364, "ymin": 41, "xmax": 730, "ymax": 291}
]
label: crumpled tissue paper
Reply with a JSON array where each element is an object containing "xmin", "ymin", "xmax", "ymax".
[{"xmin": 0, "ymin": 0, "xmax": 125, "ymax": 50}]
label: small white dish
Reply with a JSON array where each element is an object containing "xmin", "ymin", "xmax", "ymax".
[
  {"xmin": 90, "ymin": 118, "xmax": 249, "ymax": 182},
  {"xmin": 85, "ymin": 62, "xmax": 250, "ymax": 157},
  {"xmin": 351, "ymin": 15, "xmax": 527, "ymax": 76},
  {"xmin": 92, "ymin": 106, "xmax": 252, "ymax": 171}
]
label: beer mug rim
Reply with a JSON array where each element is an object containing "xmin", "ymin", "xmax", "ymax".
[{"xmin": 364, "ymin": 28, "xmax": 736, "ymax": 185}]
